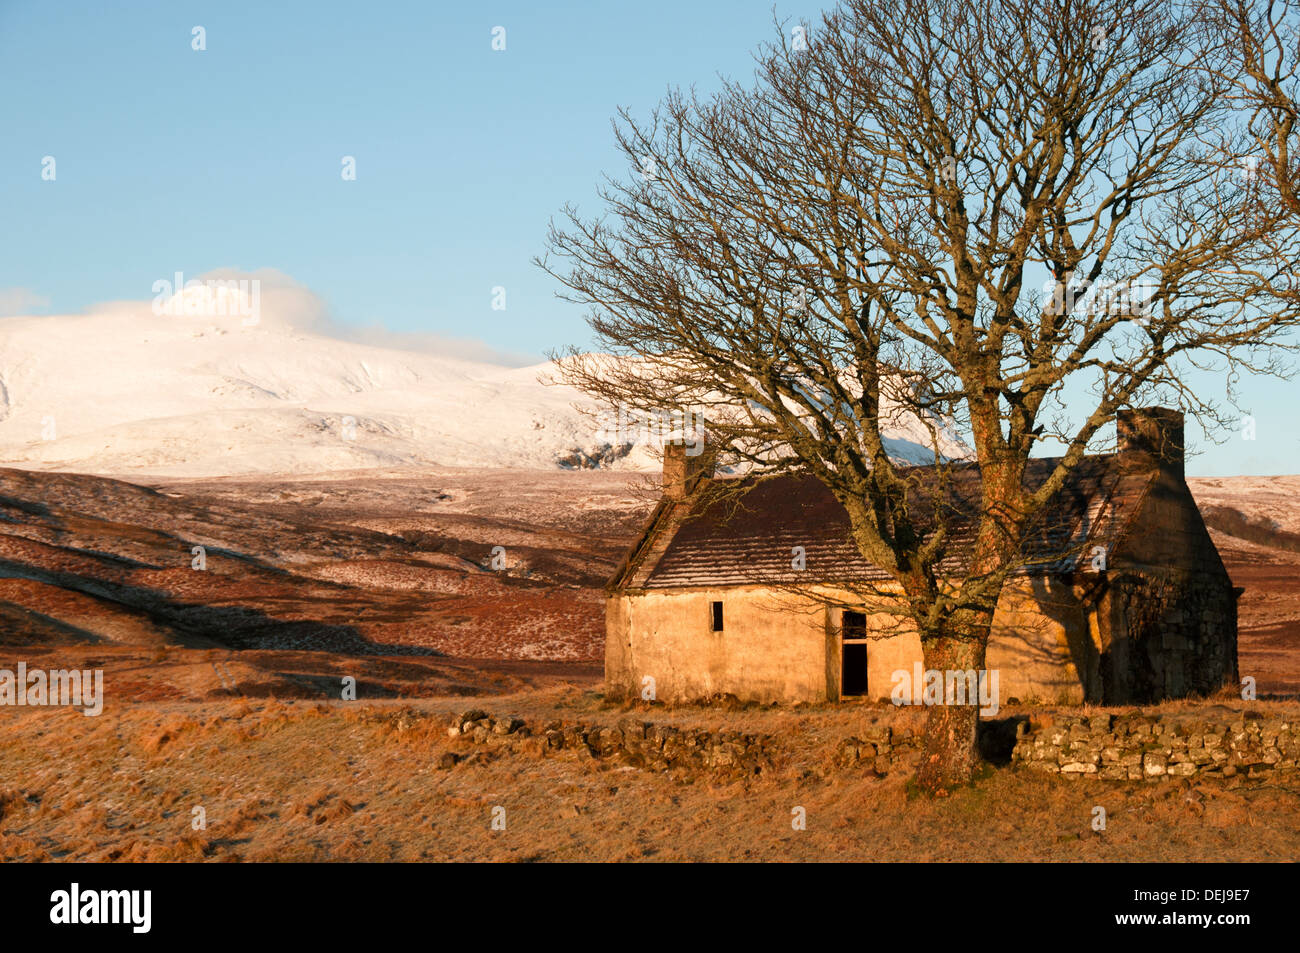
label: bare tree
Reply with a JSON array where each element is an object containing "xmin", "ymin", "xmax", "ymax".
[
  {"xmin": 1199, "ymin": 0, "xmax": 1300, "ymax": 213},
  {"xmin": 539, "ymin": 0, "xmax": 1300, "ymax": 792},
  {"xmin": 1193, "ymin": 0, "xmax": 1300, "ymax": 332}
]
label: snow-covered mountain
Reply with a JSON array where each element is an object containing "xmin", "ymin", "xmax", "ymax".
[{"xmin": 0, "ymin": 303, "xmax": 968, "ymax": 478}]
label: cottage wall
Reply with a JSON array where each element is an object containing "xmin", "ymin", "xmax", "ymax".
[
  {"xmin": 606, "ymin": 578, "xmax": 1107, "ymax": 705},
  {"xmin": 605, "ymin": 587, "xmax": 832, "ymax": 704},
  {"xmin": 986, "ymin": 579, "xmax": 1099, "ymax": 704},
  {"xmin": 1103, "ymin": 474, "xmax": 1239, "ymax": 702}
]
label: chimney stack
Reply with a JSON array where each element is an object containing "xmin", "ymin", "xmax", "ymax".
[
  {"xmin": 1117, "ymin": 407, "xmax": 1184, "ymax": 480},
  {"xmin": 662, "ymin": 435, "xmax": 713, "ymax": 499}
]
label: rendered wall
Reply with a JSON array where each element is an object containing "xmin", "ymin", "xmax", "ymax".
[
  {"xmin": 606, "ymin": 578, "xmax": 1101, "ymax": 705},
  {"xmin": 605, "ymin": 587, "xmax": 833, "ymax": 704}
]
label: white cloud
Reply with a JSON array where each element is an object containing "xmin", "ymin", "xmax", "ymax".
[
  {"xmin": 0, "ymin": 287, "xmax": 50, "ymax": 317},
  {"xmin": 77, "ymin": 267, "xmax": 537, "ymax": 367}
]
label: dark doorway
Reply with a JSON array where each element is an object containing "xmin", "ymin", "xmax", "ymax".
[{"xmin": 841, "ymin": 610, "xmax": 868, "ymax": 697}]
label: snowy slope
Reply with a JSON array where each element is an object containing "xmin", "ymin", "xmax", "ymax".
[{"xmin": 0, "ymin": 304, "xmax": 969, "ymax": 478}]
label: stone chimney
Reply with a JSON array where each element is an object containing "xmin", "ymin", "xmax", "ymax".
[
  {"xmin": 1117, "ymin": 407, "xmax": 1184, "ymax": 480},
  {"xmin": 662, "ymin": 435, "xmax": 714, "ymax": 499}
]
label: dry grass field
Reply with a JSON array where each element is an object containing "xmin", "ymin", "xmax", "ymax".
[{"xmin": 2, "ymin": 690, "xmax": 1298, "ymax": 862}]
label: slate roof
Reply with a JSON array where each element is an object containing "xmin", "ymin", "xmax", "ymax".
[{"xmin": 611, "ymin": 454, "xmax": 1156, "ymax": 591}]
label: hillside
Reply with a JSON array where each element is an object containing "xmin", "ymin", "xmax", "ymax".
[{"xmin": 0, "ymin": 466, "xmax": 1296, "ymax": 700}]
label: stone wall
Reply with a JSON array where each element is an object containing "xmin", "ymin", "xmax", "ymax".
[
  {"xmin": 443, "ymin": 709, "xmax": 776, "ymax": 780},
  {"xmin": 1105, "ymin": 570, "xmax": 1238, "ymax": 702},
  {"xmin": 1107, "ymin": 469, "xmax": 1239, "ymax": 703},
  {"xmin": 1008, "ymin": 711, "xmax": 1295, "ymax": 779},
  {"xmin": 835, "ymin": 710, "xmax": 1298, "ymax": 781},
  {"xmin": 437, "ymin": 707, "xmax": 1297, "ymax": 783}
]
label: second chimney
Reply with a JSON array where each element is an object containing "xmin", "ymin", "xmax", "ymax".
[
  {"xmin": 1117, "ymin": 407, "xmax": 1185, "ymax": 480},
  {"xmin": 663, "ymin": 435, "xmax": 713, "ymax": 499}
]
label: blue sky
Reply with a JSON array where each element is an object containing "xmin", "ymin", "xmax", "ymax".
[
  {"xmin": 0, "ymin": 0, "xmax": 823, "ymax": 360},
  {"xmin": 0, "ymin": 0, "xmax": 1295, "ymax": 476}
]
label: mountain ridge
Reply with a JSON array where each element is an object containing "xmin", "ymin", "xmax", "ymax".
[{"xmin": 0, "ymin": 306, "xmax": 967, "ymax": 479}]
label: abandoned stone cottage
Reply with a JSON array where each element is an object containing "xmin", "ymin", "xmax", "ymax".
[{"xmin": 606, "ymin": 408, "xmax": 1240, "ymax": 706}]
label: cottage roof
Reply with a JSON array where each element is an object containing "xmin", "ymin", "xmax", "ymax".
[{"xmin": 611, "ymin": 454, "xmax": 1156, "ymax": 591}]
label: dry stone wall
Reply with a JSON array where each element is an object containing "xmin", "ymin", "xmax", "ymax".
[
  {"xmin": 1009, "ymin": 711, "xmax": 1296, "ymax": 779},
  {"xmin": 443, "ymin": 709, "xmax": 775, "ymax": 779},
  {"xmin": 835, "ymin": 711, "xmax": 1298, "ymax": 780},
  {"xmin": 437, "ymin": 707, "xmax": 1297, "ymax": 783}
]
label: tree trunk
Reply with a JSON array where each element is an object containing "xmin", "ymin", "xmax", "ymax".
[{"xmin": 915, "ymin": 607, "xmax": 994, "ymax": 795}]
